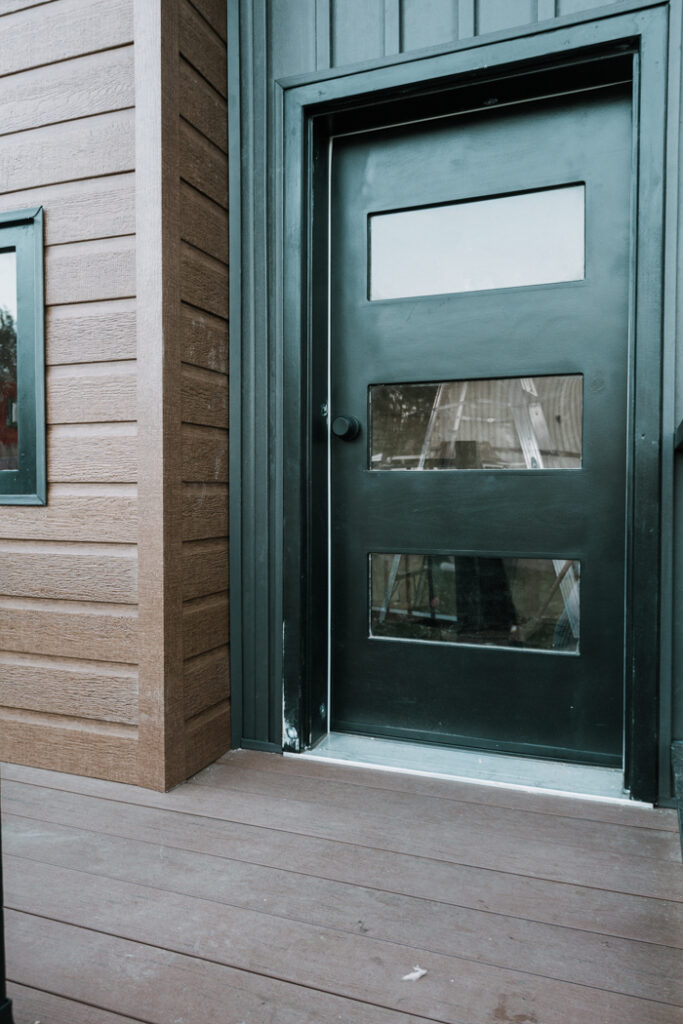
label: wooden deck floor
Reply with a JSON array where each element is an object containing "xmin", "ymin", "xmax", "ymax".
[{"xmin": 2, "ymin": 749, "xmax": 682, "ymax": 1024}]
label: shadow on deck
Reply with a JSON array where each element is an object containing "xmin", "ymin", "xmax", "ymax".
[{"xmin": 2, "ymin": 749, "xmax": 682, "ymax": 1023}]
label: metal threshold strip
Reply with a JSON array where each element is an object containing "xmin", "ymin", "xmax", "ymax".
[{"xmin": 292, "ymin": 732, "xmax": 643, "ymax": 805}]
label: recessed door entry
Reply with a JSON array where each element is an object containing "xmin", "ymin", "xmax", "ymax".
[{"xmin": 328, "ymin": 84, "xmax": 632, "ymax": 765}]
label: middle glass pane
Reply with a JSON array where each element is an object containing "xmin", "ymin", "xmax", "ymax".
[{"xmin": 369, "ymin": 374, "xmax": 582, "ymax": 470}]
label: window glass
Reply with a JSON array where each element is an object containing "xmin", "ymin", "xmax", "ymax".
[
  {"xmin": 370, "ymin": 375, "xmax": 582, "ymax": 470},
  {"xmin": 370, "ymin": 553, "xmax": 580, "ymax": 652},
  {"xmin": 0, "ymin": 208, "xmax": 45, "ymax": 505},
  {"xmin": 369, "ymin": 185, "xmax": 585, "ymax": 300},
  {"xmin": 0, "ymin": 250, "xmax": 18, "ymax": 471}
]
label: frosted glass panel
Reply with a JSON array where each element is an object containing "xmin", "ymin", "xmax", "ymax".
[
  {"xmin": 371, "ymin": 553, "xmax": 580, "ymax": 652},
  {"xmin": 0, "ymin": 250, "xmax": 18, "ymax": 471},
  {"xmin": 369, "ymin": 185, "xmax": 585, "ymax": 300}
]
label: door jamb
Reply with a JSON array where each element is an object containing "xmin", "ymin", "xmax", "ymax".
[{"xmin": 241, "ymin": 3, "xmax": 672, "ymax": 801}]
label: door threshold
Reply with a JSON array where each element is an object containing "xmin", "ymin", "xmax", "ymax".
[{"xmin": 293, "ymin": 732, "xmax": 638, "ymax": 804}]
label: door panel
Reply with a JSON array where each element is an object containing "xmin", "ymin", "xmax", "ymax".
[{"xmin": 329, "ymin": 85, "xmax": 632, "ymax": 764}]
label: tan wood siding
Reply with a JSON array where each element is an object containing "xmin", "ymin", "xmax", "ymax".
[
  {"xmin": 178, "ymin": 2, "xmax": 230, "ymax": 753},
  {"xmin": 0, "ymin": 0, "xmax": 140, "ymax": 784},
  {"xmin": 179, "ymin": 118, "xmax": 228, "ymax": 208},
  {"xmin": 179, "ymin": 0, "xmax": 226, "ymax": 98},
  {"xmin": 0, "ymin": 652, "xmax": 138, "ymax": 724},
  {"xmin": 182, "ymin": 483, "xmax": 228, "ymax": 541}
]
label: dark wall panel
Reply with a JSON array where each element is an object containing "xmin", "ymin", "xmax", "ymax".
[
  {"xmin": 400, "ymin": 0, "xmax": 459, "ymax": 53},
  {"xmin": 475, "ymin": 0, "xmax": 536, "ymax": 35},
  {"xmin": 559, "ymin": 0, "xmax": 616, "ymax": 13},
  {"xmin": 331, "ymin": 0, "xmax": 387, "ymax": 66},
  {"xmin": 270, "ymin": 0, "xmax": 317, "ymax": 77}
]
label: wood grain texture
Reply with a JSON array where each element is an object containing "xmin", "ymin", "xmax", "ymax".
[
  {"xmin": 0, "ymin": 489, "xmax": 137, "ymax": 542},
  {"xmin": 47, "ymin": 363, "xmax": 137, "ymax": 423},
  {"xmin": 5, "ymin": 766, "xmax": 679, "ymax": 950},
  {"xmin": 182, "ymin": 537, "xmax": 228, "ymax": 600},
  {"xmin": 46, "ymin": 236, "xmax": 135, "ymax": 306},
  {"xmin": 189, "ymin": 0, "xmax": 227, "ymax": 41},
  {"xmin": 180, "ymin": 56, "xmax": 227, "ymax": 151},
  {"xmin": 181, "ymin": 363, "xmax": 228, "ymax": 428},
  {"xmin": 184, "ymin": 699, "xmax": 230, "ymax": 777},
  {"xmin": 232, "ymin": 749, "xmax": 677, "ymax": 832},
  {"xmin": 0, "ymin": 44, "xmax": 134, "ymax": 137},
  {"xmin": 181, "ymin": 302, "xmax": 228, "ymax": 372},
  {"xmin": 134, "ymin": 0, "xmax": 186, "ymax": 792},
  {"xmin": 0, "ymin": 716, "xmax": 137, "ymax": 782},
  {"xmin": 48, "ymin": 425, "xmax": 137, "ymax": 483},
  {"xmin": 0, "ymin": 109, "xmax": 134, "ymax": 192},
  {"xmin": 0, "ymin": 597, "xmax": 138, "ymax": 661},
  {"xmin": 180, "ymin": 180, "xmax": 228, "ymax": 262},
  {"xmin": 0, "ymin": 652, "xmax": 137, "ymax": 724},
  {"xmin": 7, "ymin": 984, "xmax": 147, "ymax": 1024},
  {"xmin": 182, "ymin": 424, "xmax": 228, "ymax": 482},
  {"xmin": 183, "ymin": 644, "xmax": 229, "ymax": 718},
  {"xmin": 7, "ymin": 987, "xmax": 147, "ymax": 1024},
  {"xmin": 4, "ymin": 847, "xmax": 681, "ymax": 1022},
  {"xmin": 0, "ymin": 0, "xmax": 133, "ymax": 78},
  {"xmin": 47, "ymin": 299, "xmax": 136, "ymax": 365},
  {"xmin": 0, "ymin": 0, "xmax": 58, "ymax": 16},
  {"xmin": 5, "ymin": 912, "xmax": 424, "ymax": 1024},
  {"xmin": 0, "ymin": 174, "xmax": 135, "ymax": 246},
  {"xmin": 4, "ymin": 815, "xmax": 679, "ymax": 1005},
  {"xmin": 179, "ymin": 117, "xmax": 228, "ymax": 207},
  {"xmin": 179, "ymin": 0, "xmax": 227, "ymax": 97},
  {"xmin": 183, "ymin": 591, "xmax": 229, "ymax": 658},
  {"xmin": 180, "ymin": 241, "xmax": 228, "ymax": 318},
  {"xmin": 182, "ymin": 482, "xmax": 228, "ymax": 540},
  {"xmin": 0, "ymin": 541, "xmax": 137, "ymax": 603}
]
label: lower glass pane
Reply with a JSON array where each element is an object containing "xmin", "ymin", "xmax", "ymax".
[
  {"xmin": 0, "ymin": 249, "xmax": 18, "ymax": 471},
  {"xmin": 370, "ymin": 553, "xmax": 580, "ymax": 652}
]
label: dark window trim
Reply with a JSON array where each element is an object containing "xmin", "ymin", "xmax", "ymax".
[{"xmin": 0, "ymin": 206, "xmax": 45, "ymax": 506}]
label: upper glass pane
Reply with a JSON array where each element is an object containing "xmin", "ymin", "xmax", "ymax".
[
  {"xmin": 369, "ymin": 185, "xmax": 585, "ymax": 300},
  {"xmin": 370, "ymin": 375, "xmax": 582, "ymax": 470},
  {"xmin": 0, "ymin": 249, "xmax": 18, "ymax": 472}
]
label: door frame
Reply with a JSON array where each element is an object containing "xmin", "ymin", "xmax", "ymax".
[{"xmin": 232, "ymin": 1, "xmax": 675, "ymax": 802}]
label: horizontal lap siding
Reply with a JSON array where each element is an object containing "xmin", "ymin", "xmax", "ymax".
[
  {"xmin": 179, "ymin": 0, "xmax": 230, "ymax": 773},
  {"xmin": 0, "ymin": 0, "xmax": 139, "ymax": 782}
]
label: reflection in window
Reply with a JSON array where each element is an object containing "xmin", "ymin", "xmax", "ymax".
[
  {"xmin": 370, "ymin": 375, "xmax": 582, "ymax": 470},
  {"xmin": 369, "ymin": 184, "xmax": 585, "ymax": 300},
  {"xmin": 370, "ymin": 553, "xmax": 580, "ymax": 653},
  {"xmin": 0, "ymin": 250, "xmax": 18, "ymax": 471}
]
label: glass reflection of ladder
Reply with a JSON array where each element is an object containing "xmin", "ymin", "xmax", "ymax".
[
  {"xmin": 510, "ymin": 378, "xmax": 580, "ymax": 640},
  {"xmin": 379, "ymin": 383, "xmax": 467, "ymax": 623}
]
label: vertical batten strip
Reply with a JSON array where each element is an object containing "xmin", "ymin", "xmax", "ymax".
[
  {"xmin": 537, "ymin": 0, "xmax": 557, "ymax": 21},
  {"xmin": 458, "ymin": 0, "xmax": 475, "ymax": 39},
  {"xmin": 135, "ymin": 0, "xmax": 185, "ymax": 790},
  {"xmin": 384, "ymin": 0, "xmax": 401, "ymax": 56},
  {"xmin": 315, "ymin": 0, "xmax": 332, "ymax": 70}
]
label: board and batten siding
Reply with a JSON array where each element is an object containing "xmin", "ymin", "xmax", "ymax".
[{"xmin": 0, "ymin": 0, "xmax": 231, "ymax": 789}]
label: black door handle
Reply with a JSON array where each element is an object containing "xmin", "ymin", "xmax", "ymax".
[{"xmin": 332, "ymin": 415, "xmax": 361, "ymax": 441}]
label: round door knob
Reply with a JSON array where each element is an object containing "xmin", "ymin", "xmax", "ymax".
[{"xmin": 332, "ymin": 415, "xmax": 361, "ymax": 441}]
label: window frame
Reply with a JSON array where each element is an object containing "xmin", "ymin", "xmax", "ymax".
[{"xmin": 0, "ymin": 207, "xmax": 45, "ymax": 506}]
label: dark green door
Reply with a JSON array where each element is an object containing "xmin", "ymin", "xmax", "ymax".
[{"xmin": 329, "ymin": 85, "xmax": 632, "ymax": 765}]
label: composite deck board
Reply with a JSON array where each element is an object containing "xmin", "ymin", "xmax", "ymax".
[
  {"xmin": 227, "ymin": 748, "xmax": 679, "ymax": 831},
  {"xmin": 4, "ymin": 822, "xmax": 681, "ymax": 1001},
  {"xmin": 189, "ymin": 762, "xmax": 680, "ymax": 861},
  {"xmin": 3, "ymin": 753, "xmax": 682, "ymax": 1023},
  {"xmin": 5, "ymin": 777, "xmax": 681, "ymax": 948},
  {"xmin": 4, "ymin": 763, "xmax": 680, "ymax": 901}
]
